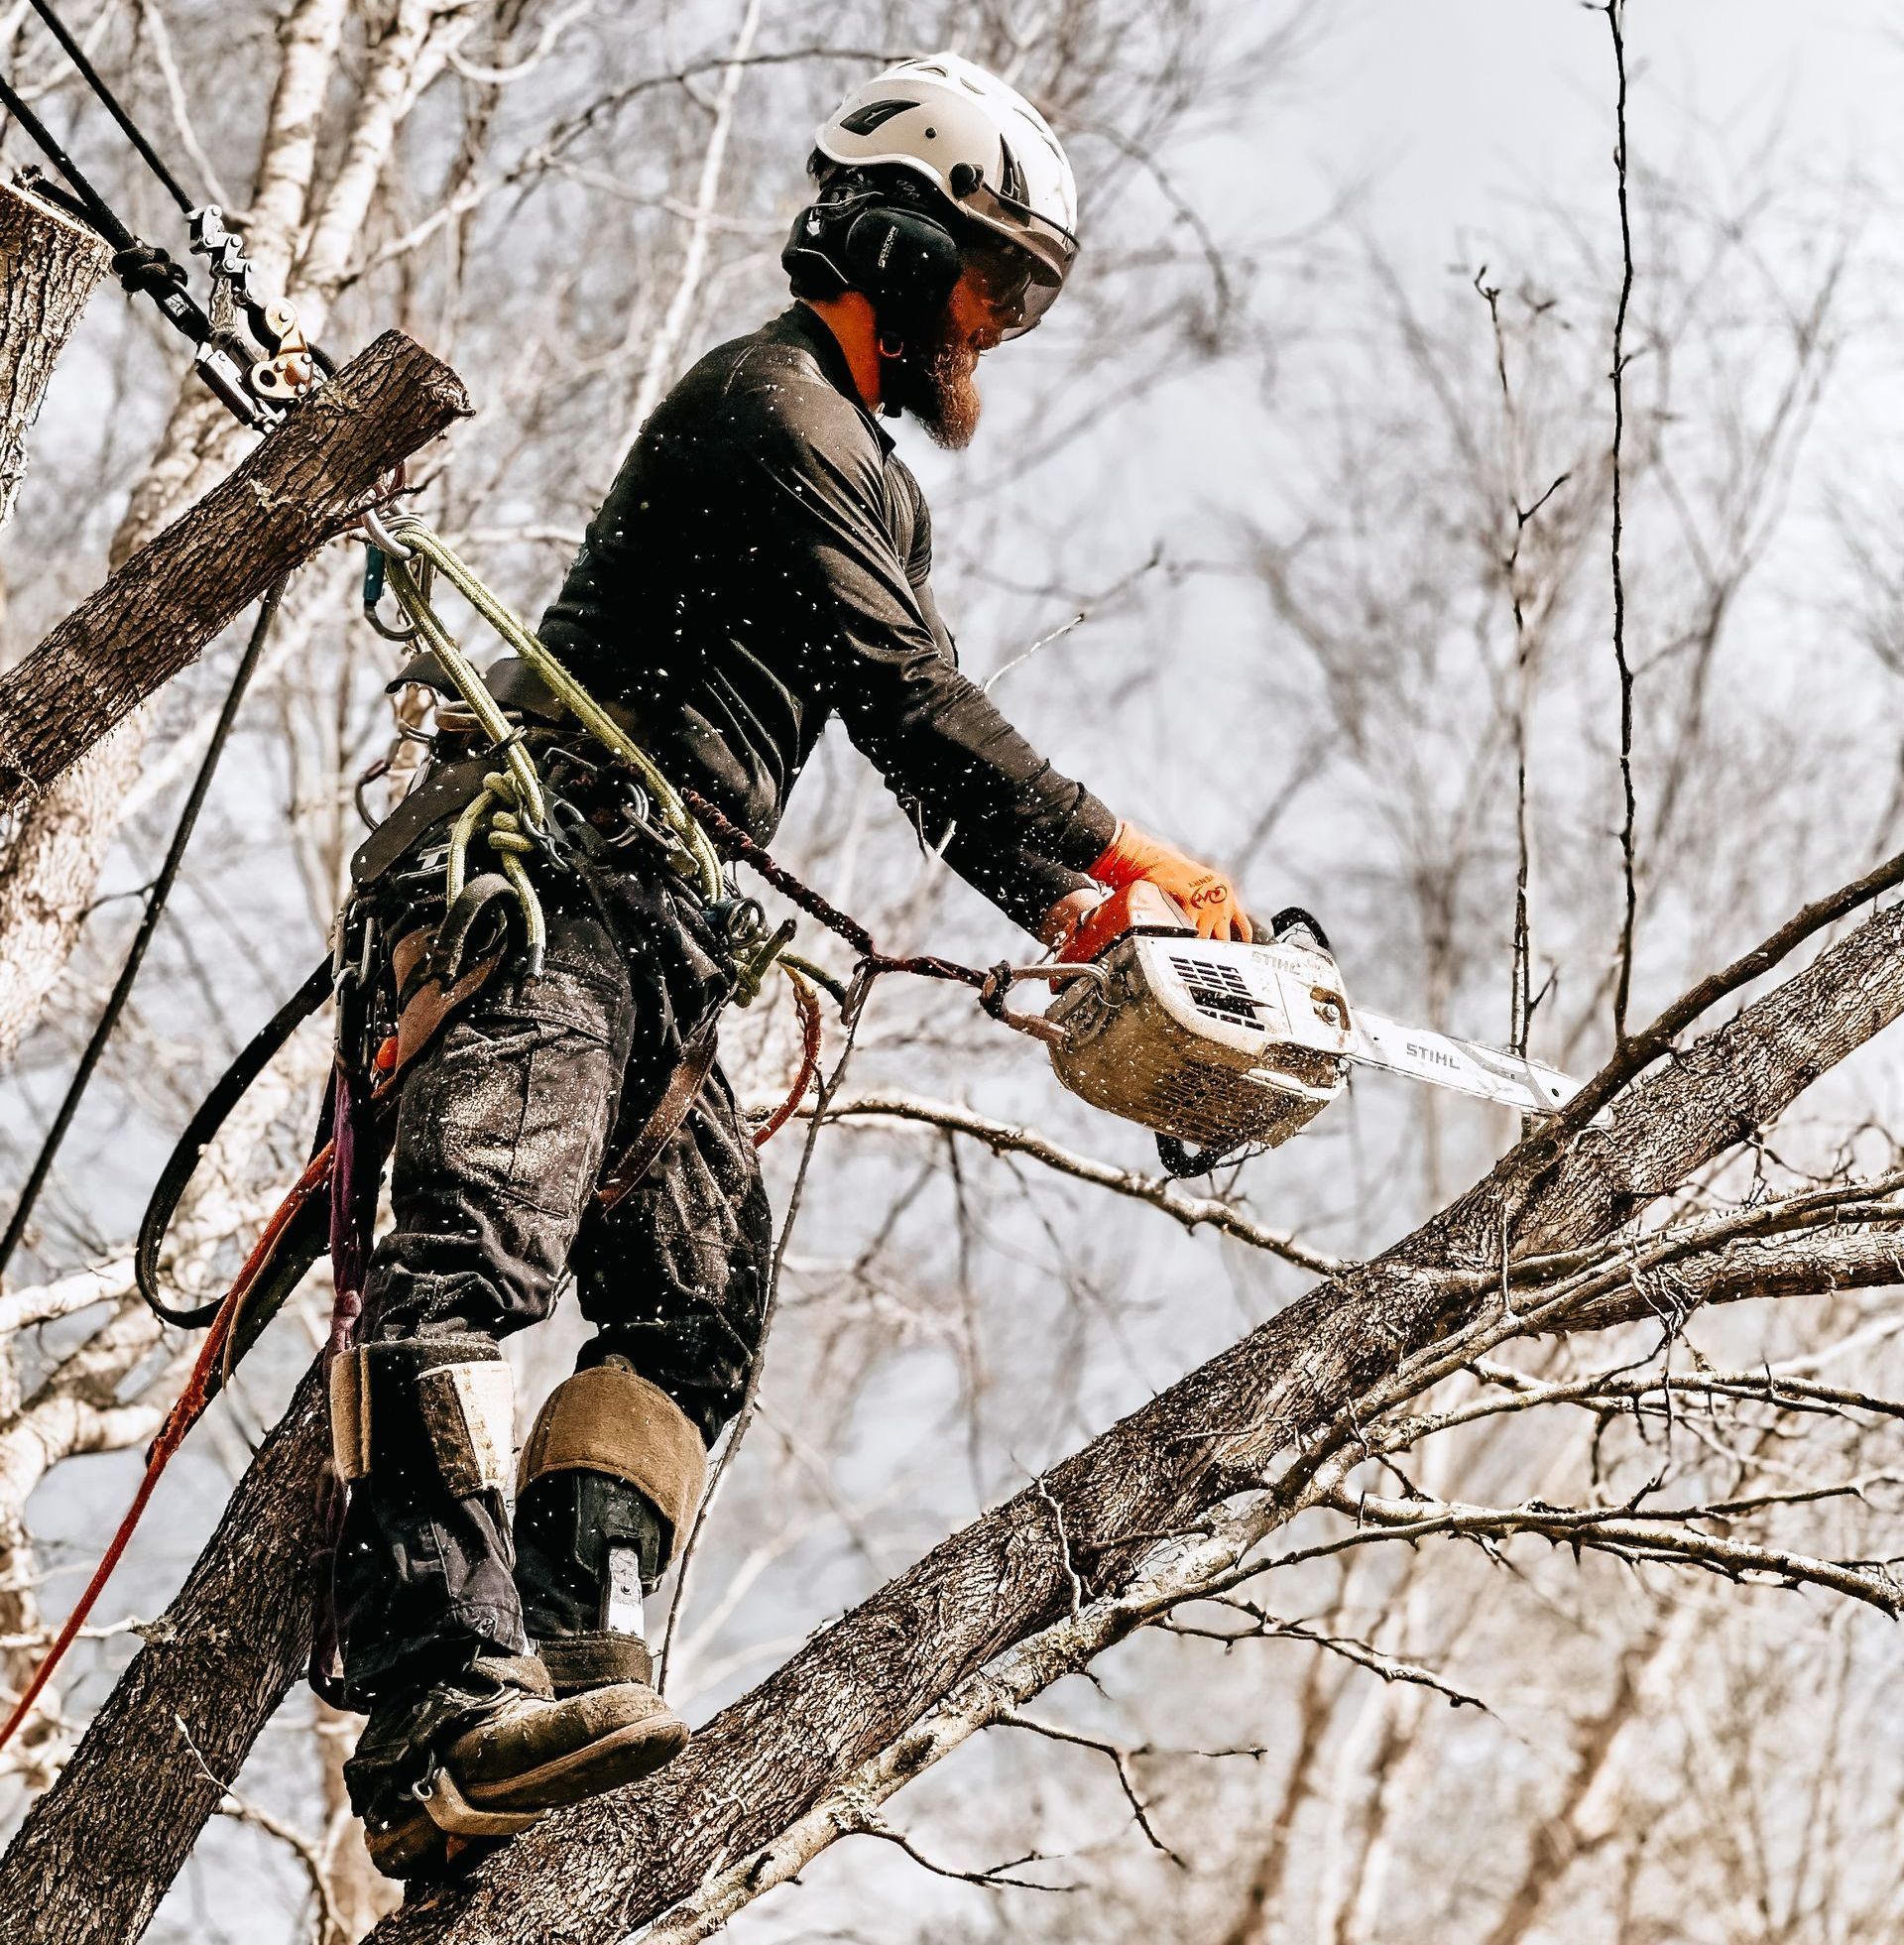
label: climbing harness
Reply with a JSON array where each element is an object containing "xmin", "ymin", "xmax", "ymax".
[{"xmin": 0, "ymin": 0, "xmax": 331, "ymax": 428}]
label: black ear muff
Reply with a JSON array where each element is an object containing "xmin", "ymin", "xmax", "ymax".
[{"xmin": 840, "ymin": 204, "xmax": 961, "ymax": 338}]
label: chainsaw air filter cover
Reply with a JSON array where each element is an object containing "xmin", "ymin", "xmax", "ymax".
[{"xmin": 1044, "ymin": 929, "xmax": 1354, "ymax": 1153}]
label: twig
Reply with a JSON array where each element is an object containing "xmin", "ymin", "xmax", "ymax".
[
  {"xmin": 999, "ymin": 1708, "xmax": 1187, "ymax": 1868},
  {"xmin": 1604, "ymin": 0, "xmax": 1640, "ymax": 1039},
  {"xmin": 173, "ymin": 1713, "xmax": 344, "ymax": 1945},
  {"xmin": 1034, "ymin": 1477, "xmax": 1085, "ymax": 1620},
  {"xmin": 1553, "ymin": 843, "xmax": 1904, "ymax": 1134},
  {"xmin": 858, "ymin": 1816, "xmax": 1070, "ymax": 1892},
  {"xmin": 806, "ymin": 1092, "xmax": 1338, "ymax": 1273},
  {"xmin": 1236, "ymin": 1488, "xmax": 1904, "ymax": 1619},
  {"xmin": 1165, "ymin": 1602, "xmax": 1489, "ymax": 1714}
]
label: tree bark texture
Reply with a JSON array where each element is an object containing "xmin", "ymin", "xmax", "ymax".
[
  {"xmin": 0, "ymin": 182, "xmax": 111, "ymax": 540},
  {"xmin": 0, "ymin": 331, "xmax": 469, "ymax": 813},
  {"xmin": 0, "ymin": 0, "xmax": 353, "ymax": 1064},
  {"xmin": 5, "ymin": 895, "xmax": 1899, "ymax": 1942},
  {"xmin": 0, "ymin": 1368, "xmax": 328, "ymax": 1942},
  {"xmin": 0, "ymin": 176, "xmax": 113, "ymax": 1756}
]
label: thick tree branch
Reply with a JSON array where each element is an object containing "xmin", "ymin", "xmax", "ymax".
[
  {"xmin": 0, "ymin": 332, "xmax": 469, "ymax": 810},
  {"xmin": 353, "ymin": 901, "xmax": 1904, "ymax": 1939},
  {"xmin": 0, "ymin": 1368, "xmax": 328, "ymax": 1942},
  {"xmin": 1565, "ymin": 1225, "xmax": 1904, "ymax": 1330}
]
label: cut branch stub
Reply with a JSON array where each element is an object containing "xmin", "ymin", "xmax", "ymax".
[
  {"xmin": 0, "ymin": 182, "xmax": 112, "ymax": 536},
  {"xmin": 0, "ymin": 330, "xmax": 470, "ymax": 810}
]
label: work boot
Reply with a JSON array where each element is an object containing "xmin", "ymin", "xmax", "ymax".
[{"xmin": 346, "ymin": 1652, "xmax": 687, "ymax": 1881}]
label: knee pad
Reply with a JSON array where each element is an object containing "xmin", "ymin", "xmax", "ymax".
[
  {"xmin": 517, "ymin": 1362, "xmax": 707, "ymax": 1570},
  {"xmin": 329, "ymin": 1335, "xmax": 515, "ymax": 1500}
]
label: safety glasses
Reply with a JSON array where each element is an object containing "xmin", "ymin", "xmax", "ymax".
[{"xmin": 958, "ymin": 189, "xmax": 1078, "ymax": 338}]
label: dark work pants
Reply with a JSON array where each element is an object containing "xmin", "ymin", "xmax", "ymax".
[{"xmin": 333, "ymin": 867, "xmax": 773, "ymax": 1705}]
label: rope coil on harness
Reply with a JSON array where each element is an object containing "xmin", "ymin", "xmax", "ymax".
[{"xmin": 370, "ymin": 516, "xmax": 724, "ymax": 904}]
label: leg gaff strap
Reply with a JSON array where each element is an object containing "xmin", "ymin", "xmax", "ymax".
[
  {"xmin": 330, "ymin": 1336, "xmax": 515, "ymax": 1500},
  {"xmin": 517, "ymin": 1361, "xmax": 708, "ymax": 1564}
]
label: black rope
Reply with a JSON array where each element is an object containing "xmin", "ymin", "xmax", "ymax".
[
  {"xmin": 0, "ymin": 62, "xmax": 225, "ymax": 376},
  {"xmin": 680, "ymin": 785, "xmax": 989, "ymax": 991},
  {"xmin": 0, "ymin": 62, "xmax": 134, "ymax": 248},
  {"xmin": 25, "ymin": 0, "xmax": 192, "ymax": 213},
  {"xmin": 0, "ymin": 22, "xmax": 327, "ymax": 423},
  {"xmin": 0, "ymin": 578, "xmax": 290, "ymax": 1283}
]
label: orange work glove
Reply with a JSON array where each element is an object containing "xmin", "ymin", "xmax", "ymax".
[{"xmin": 1088, "ymin": 821, "xmax": 1252, "ymax": 941}]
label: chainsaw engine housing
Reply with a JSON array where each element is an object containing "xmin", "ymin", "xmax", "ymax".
[{"xmin": 1045, "ymin": 929, "xmax": 1354, "ymax": 1152}]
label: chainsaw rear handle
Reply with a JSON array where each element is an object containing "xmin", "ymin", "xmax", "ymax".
[{"xmin": 978, "ymin": 961, "xmax": 1109, "ymax": 1046}]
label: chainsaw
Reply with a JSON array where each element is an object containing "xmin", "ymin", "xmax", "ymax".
[{"xmin": 981, "ymin": 883, "xmax": 1592, "ymax": 1176}]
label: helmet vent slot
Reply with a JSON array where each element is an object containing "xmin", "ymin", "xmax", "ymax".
[
  {"xmin": 997, "ymin": 135, "xmax": 1028, "ymax": 204},
  {"xmin": 839, "ymin": 99, "xmax": 911, "ymax": 135}
]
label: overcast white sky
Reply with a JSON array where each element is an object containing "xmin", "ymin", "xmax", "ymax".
[{"xmin": 1292, "ymin": 0, "xmax": 1897, "ymax": 269}]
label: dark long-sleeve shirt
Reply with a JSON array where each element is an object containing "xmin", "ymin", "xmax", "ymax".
[{"xmin": 536, "ymin": 304, "xmax": 1116, "ymax": 932}]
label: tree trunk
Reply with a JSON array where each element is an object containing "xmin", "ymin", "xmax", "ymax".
[
  {"xmin": 0, "ymin": 180, "xmax": 122, "ymax": 1063},
  {"xmin": 0, "ymin": 0, "xmax": 351, "ymax": 1064},
  {"xmin": 0, "ymin": 331, "xmax": 469, "ymax": 816},
  {"xmin": 4, "ymin": 890, "xmax": 1900, "ymax": 1943},
  {"xmin": 0, "ymin": 1368, "xmax": 328, "ymax": 1942},
  {"xmin": 0, "ymin": 176, "xmax": 113, "ymax": 1777}
]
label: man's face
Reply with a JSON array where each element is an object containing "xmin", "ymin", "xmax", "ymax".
[{"xmin": 894, "ymin": 267, "xmax": 1007, "ymax": 451}]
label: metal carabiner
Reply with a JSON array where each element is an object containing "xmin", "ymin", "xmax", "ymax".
[
  {"xmin": 358, "ymin": 464, "xmax": 419, "ymax": 640},
  {"xmin": 362, "ymin": 541, "xmax": 418, "ymax": 643}
]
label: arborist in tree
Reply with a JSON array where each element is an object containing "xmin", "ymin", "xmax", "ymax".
[{"xmin": 332, "ymin": 52, "xmax": 1252, "ymax": 1878}]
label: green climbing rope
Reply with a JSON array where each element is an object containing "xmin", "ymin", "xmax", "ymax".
[
  {"xmin": 369, "ymin": 512, "xmax": 754, "ymax": 991},
  {"xmin": 380, "ymin": 516, "xmax": 725, "ymax": 904}
]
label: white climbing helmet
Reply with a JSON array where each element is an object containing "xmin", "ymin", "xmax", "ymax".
[{"xmin": 814, "ymin": 52, "xmax": 1079, "ymax": 334}]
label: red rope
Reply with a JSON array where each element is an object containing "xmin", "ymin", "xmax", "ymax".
[
  {"xmin": 753, "ymin": 967, "xmax": 823, "ymax": 1149},
  {"xmin": 0, "ymin": 1141, "xmax": 333, "ymax": 1754}
]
